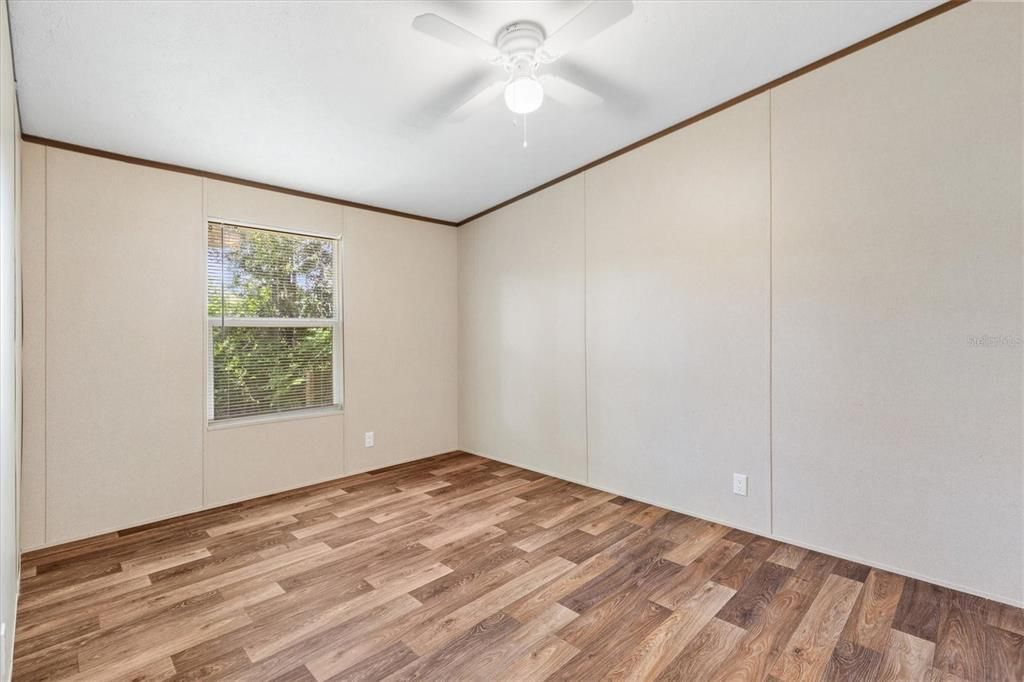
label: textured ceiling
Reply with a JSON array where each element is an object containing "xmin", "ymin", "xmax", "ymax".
[{"xmin": 9, "ymin": 0, "xmax": 942, "ymax": 223}]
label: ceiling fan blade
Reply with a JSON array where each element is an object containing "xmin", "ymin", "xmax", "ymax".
[
  {"xmin": 540, "ymin": 73, "xmax": 603, "ymax": 108},
  {"xmin": 412, "ymin": 14, "xmax": 503, "ymax": 64},
  {"xmin": 548, "ymin": 58, "xmax": 644, "ymax": 114},
  {"xmin": 539, "ymin": 1, "xmax": 633, "ymax": 62},
  {"xmin": 449, "ymin": 79, "xmax": 507, "ymax": 121}
]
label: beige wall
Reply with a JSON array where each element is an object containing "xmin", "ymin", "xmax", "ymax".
[
  {"xmin": 205, "ymin": 415, "xmax": 344, "ymax": 507},
  {"xmin": 770, "ymin": 2, "xmax": 1022, "ymax": 605},
  {"xmin": 18, "ymin": 143, "xmax": 44, "ymax": 550},
  {"xmin": 19, "ymin": 146, "xmax": 459, "ymax": 548},
  {"xmin": 458, "ymin": 2, "xmax": 1023, "ymax": 605},
  {"xmin": 206, "ymin": 178, "xmax": 343, "ymax": 237},
  {"xmin": 1, "ymin": 0, "xmax": 21, "ymax": 673},
  {"xmin": 43, "ymin": 149, "xmax": 205, "ymax": 543},
  {"xmin": 343, "ymin": 209, "xmax": 458, "ymax": 474},
  {"xmin": 458, "ymin": 177, "xmax": 587, "ymax": 482},
  {"xmin": 586, "ymin": 94, "xmax": 771, "ymax": 534}
]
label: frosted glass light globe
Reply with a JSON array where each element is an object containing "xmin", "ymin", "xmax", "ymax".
[{"xmin": 504, "ymin": 76, "xmax": 544, "ymax": 114}]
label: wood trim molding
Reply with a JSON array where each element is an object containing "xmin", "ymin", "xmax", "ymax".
[
  {"xmin": 19, "ymin": 0, "xmax": 966, "ymax": 229},
  {"xmin": 454, "ymin": 0, "xmax": 968, "ymax": 226},
  {"xmin": 18, "ymin": 134, "xmax": 460, "ymax": 227}
]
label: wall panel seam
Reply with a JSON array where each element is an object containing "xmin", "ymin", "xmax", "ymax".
[
  {"xmin": 41, "ymin": 144, "xmax": 47, "ymax": 545},
  {"xmin": 768, "ymin": 89, "xmax": 774, "ymax": 536},
  {"xmin": 339, "ymin": 206, "xmax": 347, "ymax": 476},
  {"xmin": 201, "ymin": 177, "xmax": 208, "ymax": 508},
  {"xmin": 583, "ymin": 171, "xmax": 590, "ymax": 484}
]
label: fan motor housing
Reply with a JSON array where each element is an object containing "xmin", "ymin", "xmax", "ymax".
[{"xmin": 496, "ymin": 21, "xmax": 545, "ymax": 63}]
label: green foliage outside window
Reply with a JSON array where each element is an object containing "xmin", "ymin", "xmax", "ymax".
[{"xmin": 208, "ymin": 224, "xmax": 337, "ymax": 420}]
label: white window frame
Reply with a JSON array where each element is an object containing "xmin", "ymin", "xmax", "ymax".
[{"xmin": 205, "ymin": 218, "xmax": 343, "ymax": 428}]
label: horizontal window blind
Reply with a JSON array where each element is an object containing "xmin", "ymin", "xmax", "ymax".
[{"xmin": 207, "ymin": 222, "xmax": 341, "ymax": 421}]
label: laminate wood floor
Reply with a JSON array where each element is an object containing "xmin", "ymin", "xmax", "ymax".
[{"xmin": 14, "ymin": 452, "xmax": 1023, "ymax": 681}]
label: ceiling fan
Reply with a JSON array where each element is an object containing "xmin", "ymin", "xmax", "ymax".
[{"xmin": 412, "ymin": 1, "xmax": 634, "ymax": 120}]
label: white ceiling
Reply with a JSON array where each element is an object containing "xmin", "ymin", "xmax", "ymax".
[{"xmin": 9, "ymin": 0, "xmax": 942, "ymax": 223}]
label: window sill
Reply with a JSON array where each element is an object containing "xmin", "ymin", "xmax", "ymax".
[{"xmin": 207, "ymin": 405, "xmax": 343, "ymax": 431}]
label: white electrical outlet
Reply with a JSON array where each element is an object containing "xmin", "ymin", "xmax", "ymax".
[
  {"xmin": 364, "ymin": 431, "xmax": 375, "ymax": 447},
  {"xmin": 732, "ymin": 473, "xmax": 748, "ymax": 496}
]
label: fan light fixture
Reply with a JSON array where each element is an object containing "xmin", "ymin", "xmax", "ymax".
[
  {"xmin": 411, "ymin": 1, "xmax": 634, "ymax": 137},
  {"xmin": 504, "ymin": 76, "xmax": 544, "ymax": 114}
]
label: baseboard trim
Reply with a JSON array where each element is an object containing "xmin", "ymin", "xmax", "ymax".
[
  {"xmin": 20, "ymin": 503, "xmax": 207, "ymax": 555},
  {"xmin": 20, "ymin": 450, "xmax": 459, "ymax": 558},
  {"xmin": 469, "ymin": 448, "xmax": 772, "ymax": 536},
  {"xmin": 768, "ymin": 533, "xmax": 1024, "ymax": 609},
  {"xmin": 462, "ymin": 448, "xmax": 1024, "ymax": 608},
  {"xmin": 20, "ymin": 447, "xmax": 1021, "ymax": 607},
  {"xmin": 5, "ymin": 570, "xmax": 19, "ymax": 682},
  {"xmin": 343, "ymin": 449, "xmax": 458, "ymax": 478}
]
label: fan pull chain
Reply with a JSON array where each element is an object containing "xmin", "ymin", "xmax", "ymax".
[{"xmin": 511, "ymin": 115, "xmax": 530, "ymax": 149}]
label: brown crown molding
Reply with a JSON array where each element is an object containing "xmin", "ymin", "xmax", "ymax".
[
  {"xmin": 21, "ymin": 0, "xmax": 966, "ymax": 229},
  {"xmin": 455, "ymin": 0, "xmax": 969, "ymax": 226},
  {"xmin": 18, "ymin": 134, "xmax": 460, "ymax": 228}
]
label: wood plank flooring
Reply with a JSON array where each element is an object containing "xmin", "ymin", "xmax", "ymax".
[{"xmin": 14, "ymin": 452, "xmax": 1023, "ymax": 681}]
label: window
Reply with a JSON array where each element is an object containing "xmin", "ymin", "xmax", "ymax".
[{"xmin": 207, "ymin": 221, "xmax": 341, "ymax": 422}]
